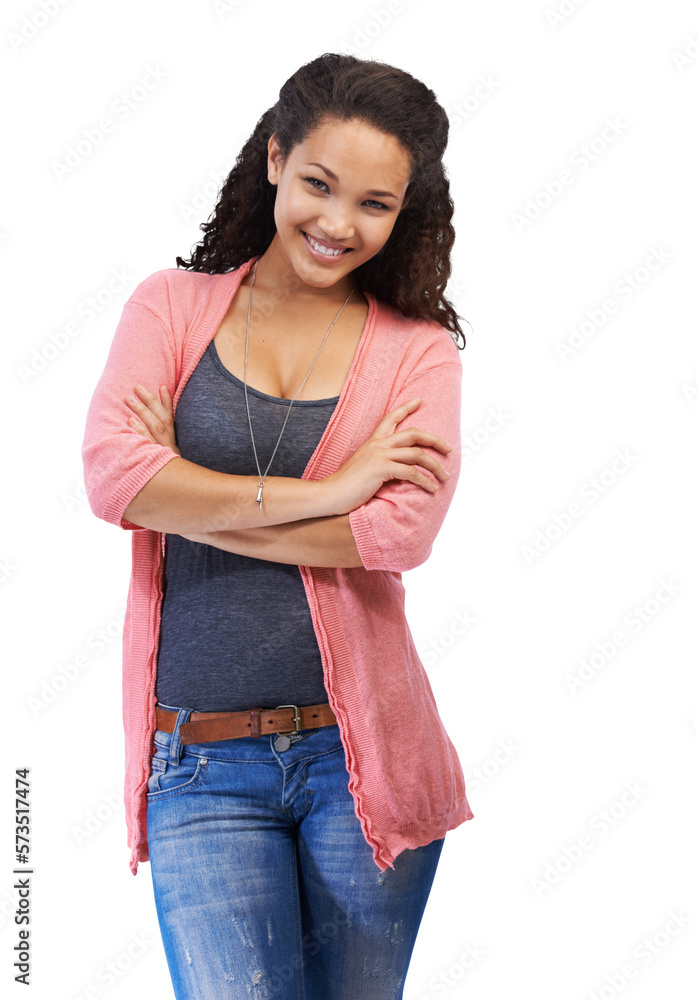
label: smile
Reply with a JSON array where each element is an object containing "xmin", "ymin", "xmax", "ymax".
[{"xmin": 302, "ymin": 231, "xmax": 353, "ymax": 258}]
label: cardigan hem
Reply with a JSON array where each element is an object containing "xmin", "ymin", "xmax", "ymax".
[
  {"xmin": 376, "ymin": 799, "xmax": 476, "ymax": 871},
  {"xmin": 348, "ymin": 505, "xmax": 382, "ymax": 571},
  {"xmin": 103, "ymin": 446, "xmax": 181, "ymax": 528}
]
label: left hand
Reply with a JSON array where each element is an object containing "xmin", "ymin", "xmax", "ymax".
[{"xmin": 125, "ymin": 383, "xmax": 181, "ymax": 457}]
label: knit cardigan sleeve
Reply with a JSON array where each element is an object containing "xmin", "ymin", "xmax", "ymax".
[
  {"xmin": 81, "ymin": 274, "xmax": 182, "ymax": 531},
  {"xmin": 348, "ymin": 346, "xmax": 463, "ymax": 573}
]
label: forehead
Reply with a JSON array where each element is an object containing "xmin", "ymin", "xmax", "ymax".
[{"xmin": 293, "ymin": 118, "xmax": 412, "ymax": 189}]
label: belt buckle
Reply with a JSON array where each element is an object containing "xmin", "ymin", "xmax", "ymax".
[{"xmin": 274, "ymin": 704, "xmax": 301, "ymax": 736}]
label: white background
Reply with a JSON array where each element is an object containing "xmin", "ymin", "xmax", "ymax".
[{"xmin": 2, "ymin": 1, "xmax": 696, "ymax": 998}]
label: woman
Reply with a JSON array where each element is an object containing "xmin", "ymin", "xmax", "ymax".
[{"xmin": 82, "ymin": 52, "xmax": 474, "ymax": 1000}]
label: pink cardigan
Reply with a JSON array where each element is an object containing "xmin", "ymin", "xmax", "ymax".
[{"xmin": 81, "ymin": 255, "xmax": 474, "ymax": 875}]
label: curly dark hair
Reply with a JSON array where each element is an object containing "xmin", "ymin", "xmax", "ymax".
[{"xmin": 176, "ymin": 52, "xmax": 466, "ymax": 350}]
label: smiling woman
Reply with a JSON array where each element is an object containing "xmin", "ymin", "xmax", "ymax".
[
  {"xmin": 266, "ymin": 119, "xmax": 411, "ymax": 282},
  {"xmin": 81, "ymin": 51, "xmax": 473, "ymax": 1000}
]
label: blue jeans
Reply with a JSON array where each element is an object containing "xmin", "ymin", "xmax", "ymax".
[{"xmin": 146, "ymin": 704, "xmax": 445, "ymax": 999}]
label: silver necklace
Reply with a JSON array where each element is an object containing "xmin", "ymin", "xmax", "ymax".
[{"xmin": 243, "ymin": 259, "xmax": 356, "ymax": 511}]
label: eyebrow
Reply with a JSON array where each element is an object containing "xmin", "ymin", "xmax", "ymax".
[{"xmin": 305, "ymin": 162, "xmax": 399, "ymax": 200}]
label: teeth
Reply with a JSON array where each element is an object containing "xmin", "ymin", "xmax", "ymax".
[{"xmin": 305, "ymin": 233, "xmax": 347, "ymax": 256}]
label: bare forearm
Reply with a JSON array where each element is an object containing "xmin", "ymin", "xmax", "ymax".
[
  {"xmin": 182, "ymin": 514, "xmax": 364, "ymax": 568},
  {"xmin": 122, "ymin": 456, "xmax": 333, "ymax": 533}
]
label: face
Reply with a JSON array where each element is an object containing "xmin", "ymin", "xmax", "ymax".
[{"xmin": 265, "ymin": 117, "xmax": 412, "ymax": 295}]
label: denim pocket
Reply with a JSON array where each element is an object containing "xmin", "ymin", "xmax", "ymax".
[{"xmin": 146, "ymin": 752, "xmax": 209, "ymax": 800}]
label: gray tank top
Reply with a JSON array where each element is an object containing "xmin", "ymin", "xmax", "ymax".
[{"xmin": 154, "ymin": 338, "xmax": 339, "ymax": 712}]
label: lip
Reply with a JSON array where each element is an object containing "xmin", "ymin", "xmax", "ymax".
[{"xmin": 301, "ymin": 230, "xmax": 353, "ymax": 260}]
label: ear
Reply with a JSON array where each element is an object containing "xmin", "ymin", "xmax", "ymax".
[{"xmin": 267, "ymin": 133, "xmax": 282, "ymax": 186}]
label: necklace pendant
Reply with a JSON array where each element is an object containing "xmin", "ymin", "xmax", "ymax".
[{"xmin": 255, "ymin": 481, "xmax": 264, "ymax": 510}]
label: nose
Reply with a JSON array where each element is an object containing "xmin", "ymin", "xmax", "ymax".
[{"xmin": 316, "ymin": 210, "xmax": 355, "ymax": 243}]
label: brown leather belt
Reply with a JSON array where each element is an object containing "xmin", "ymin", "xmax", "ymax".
[{"xmin": 155, "ymin": 702, "xmax": 337, "ymax": 746}]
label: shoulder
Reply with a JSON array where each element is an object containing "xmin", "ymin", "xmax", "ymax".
[
  {"xmin": 126, "ymin": 267, "xmax": 229, "ymax": 317},
  {"xmin": 370, "ymin": 296, "xmax": 462, "ymax": 382},
  {"xmin": 123, "ymin": 267, "xmax": 240, "ymax": 342}
]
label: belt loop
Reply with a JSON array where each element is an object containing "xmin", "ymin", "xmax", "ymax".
[
  {"xmin": 249, "ymin": 707, "xmax": 262, "ymax": 739},
  {"xmin": 169, "ymin": 706, "xmax": 194, "ymax": 765}
]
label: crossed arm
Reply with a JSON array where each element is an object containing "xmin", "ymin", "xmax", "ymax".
[
  {"xmin": 120, "ymin": 366, "xmax": 458, "ymax": 572},
  {"xmin": 124, "ymin": 383, "xmax": 361, "ymax": 567},
  {"xmin": 182, "ymin": 514, "xmax": 362, "ymax": 568}
]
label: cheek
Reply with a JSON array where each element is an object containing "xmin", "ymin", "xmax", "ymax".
[
  {"xmin": 368, "ymin": 217, "xmax": 398, "ymax": 251},
  {"xmin": 276, "ymin": 188, "xmax": 310, "ymax": 228}
]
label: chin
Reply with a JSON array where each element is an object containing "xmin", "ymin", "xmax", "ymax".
[{"xmin": 296, "ymin": 252, "xmax": 358, "ymax": 281}]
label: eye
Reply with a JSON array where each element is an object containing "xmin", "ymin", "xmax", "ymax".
[
  {"xmin": 303, "ymin": 176, "xmax": 329, "ymax": 192},
  {"xmin": 302, "ymin": 177, "xmax": 389, "ymax": 211}
]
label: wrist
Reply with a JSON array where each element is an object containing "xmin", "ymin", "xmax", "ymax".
[{"xmin": 305, "ymin": 475, "xmax": 340, "ymax": 519}]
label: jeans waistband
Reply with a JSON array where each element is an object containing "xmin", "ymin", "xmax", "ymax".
[{"xmin": 153, "ymin": 703, "xmax": 343, "ymax": 764}]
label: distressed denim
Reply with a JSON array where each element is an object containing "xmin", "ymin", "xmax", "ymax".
[{"xmin": 146, "ymin": 704, "xmax": 445, "ymax": 999}]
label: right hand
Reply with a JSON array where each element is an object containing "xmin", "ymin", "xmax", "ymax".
[
  {"xmin": 125, "ymin": 382, "xmax": 182, "ymax": 457},
  {"xmin": 322, "ymin": 397, "xmax": 453, "ymax": 515}
]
